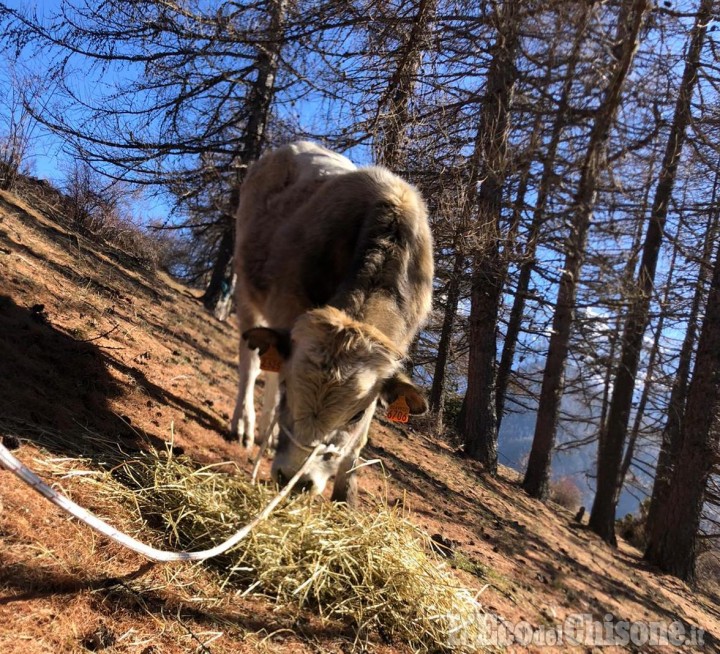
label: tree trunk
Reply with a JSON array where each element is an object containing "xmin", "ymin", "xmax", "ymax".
[
  {"xmin": 214, "ymin": 272, "xmax": 237, "ymax": 322},
  {"xmin": 496, "ymin": 3, "xmax": 593, "ymax": 428},
  {"xmin": 464, "ymin": 254, "xmax": 503, "ymax": 469},
  {"xmin": 202, "ymin": 224, "xmax": 236, "ymax": 311},
  {"xmin": 377, "ymin": 0, "xmax": 437, "ymax": 381},
  {"xmin": 492, "ymin": 104, "xmax": 549, "ymax": 427},
  {"xmin": 377, "ymin": 0, "xmax": 436, "ymax": 171},
  {"xmin": 523, "ymin": 0, "xmax": 649, "ymax": 500},
  {"xmin": 645, "ymin": 171, "xmax": 720, "ymax": 538},
  {"xmin": 644, "ymin": 238, "xmax": 720, "ymax": 582},
  {"xmin": 461, "ymin": 0, "xmax": 522, "ymax": 473},
  {"xmin": 203, "ymin": 0, "xmax": 287, "ymax": 311},
  {"xmin": 618, "ymin": 234, "xmax": 678, "ymax": 486},
  {"xmin": 429, "ymin": 248, "xmax": 465, "ymax": 431},
  {"xmin": 589, "ymin": 0, "xmax": 711, "ymax": 543},
  {"xmin": 0, "ymin": 160, "xmax": 19, "ymax": 191},
  {"xmin": 614, "ymin": 174, "xmax": 670, "ymax": 483},
  {"xmin": 597, "ymin": 181, "xmax": 649, "ymax": 443}
]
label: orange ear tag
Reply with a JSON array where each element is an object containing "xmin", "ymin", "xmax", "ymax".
[
  {"xmin": 260, "ymin": 345, "xmax": 283, "ymax": 372},
  {"xmin": 387, "ymin": 395, "xmax": 410, "ymax": 423}
]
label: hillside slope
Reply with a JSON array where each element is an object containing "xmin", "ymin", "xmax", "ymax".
[{"xmin": 0, "ymin": 187, "xmax": 717, "ymax": 653}]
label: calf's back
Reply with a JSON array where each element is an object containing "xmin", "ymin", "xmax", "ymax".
[{"xmin": 235, "ymin": 141, "xmax": 433, "ymax": 347}]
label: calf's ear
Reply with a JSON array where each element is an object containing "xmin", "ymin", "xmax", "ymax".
[
  {"xmin": 243, "ymin": 327, "xmax": 292, "ymax": 359},
  {"xmin": 380, "ymin": 373, "xmax": 428, "ymax": 415}
]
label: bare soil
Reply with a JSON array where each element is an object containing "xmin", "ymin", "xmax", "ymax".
[{"xmin": 0, "ymin": 187, "xmax": 718, "ymax": 653}]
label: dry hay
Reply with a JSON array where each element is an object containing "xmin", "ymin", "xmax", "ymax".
[
  {"xmin": 43, "ymin": 445, "xmax": 487, "ymax": 652},
  {"xmin": 0, "ymin": 415, "xmax": 488, "ymax": 652}
]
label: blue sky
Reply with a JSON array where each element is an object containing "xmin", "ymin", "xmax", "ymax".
[{"xmin": 1, "ymin": 0, "xmax": 177, "ymax": 222}]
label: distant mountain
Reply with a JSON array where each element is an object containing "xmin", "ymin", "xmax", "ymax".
[{"xmin": 499, "ymin": 393, "xmax": 645, "ymax": 518}]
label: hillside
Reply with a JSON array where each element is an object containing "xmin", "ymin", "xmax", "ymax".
[{"xmin": 0, "ymin": 186, "xmax": 717, "ymax": 653}]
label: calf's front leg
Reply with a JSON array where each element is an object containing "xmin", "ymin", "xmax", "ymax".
[
  {"xmin": 229, "ymin": 343, "xmax": 261, "ymax": 448},
  {"xmin": 330, "ymin": 455, "xmax": 359, "ymax": 505},
  {"xmin": 257, "ymin": 371, "xmax": 280, "ymax": 451}
]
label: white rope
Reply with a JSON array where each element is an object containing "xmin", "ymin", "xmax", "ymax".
[
  {"xmin": 0, "ymin": 440, "xmax": 323, "ymax": 562},
  {"xmin": 281, "ymin": 424, "xmax": 345, "ymax": 457},
  {"xmin": 347, "ymin": 457, "xmax": 382, "ymax": 473},
  {"xmin": 280, "ymin": 424, "xmax": 317, "ymax": 453}
]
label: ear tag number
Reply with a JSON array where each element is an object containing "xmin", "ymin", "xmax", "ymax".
[
  {"xmin": 260, "ymin": 345, "xmax": 283, "ymax": 372},
  {"xmin": 387, "ymin": 395, "xmax": 410, "ymax": 423}
]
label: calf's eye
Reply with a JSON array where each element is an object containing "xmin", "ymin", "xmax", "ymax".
[{"xmin": 349, "ymin": 410, "xmax": 365, "ymax": 424}]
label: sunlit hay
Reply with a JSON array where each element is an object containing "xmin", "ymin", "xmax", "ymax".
[{"xmin": 93, "ymin": 449, "xmax": 487, "ymax": 652}]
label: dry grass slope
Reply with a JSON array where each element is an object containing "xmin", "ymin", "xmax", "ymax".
[{"xmin": 0, "ymin": 184, "xmax": 718, "ymax": 653}]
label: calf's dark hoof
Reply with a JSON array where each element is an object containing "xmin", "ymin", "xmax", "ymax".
[{"xmin": 223, "ymin": 430, "xmax": 240, "ymax": 443}]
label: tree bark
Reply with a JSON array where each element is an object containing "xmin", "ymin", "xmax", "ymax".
[
  {"xmin": 377, "ymin": 0, "xmax": 437, "ymax": 171},
  {"xmin": 523, "ymin": 0, "xmax": 649, "ymax": 500},
  {"xmin": 496, "ymin": 3, "xmax": 593, "ymax": 428},
  {"xmin": 618, "ymin": 230, "xmax": 679, "ymax": 487},
  {"xmin": 203, "ymin": 222, "xmax": 236, "ymax": 311},
  {"xmin": 645, "ymin": 171, "xmax": 720, "ymax": 539},
  {"xmin": 597, "ymin": 180, "xmax": 649, "ymax": 445},
  {"xmin": 589, "ymin": 0, "xmax": 711, "ymax": 543},
  {"xmin": 461, "ymin": 0, "xmax": 522, "ymax": 473},
  {"xmin": 644, "ymin": 238, "xmax": 720, "ymax": 582},
  {"xmin": 376, "ymin": 0, "xmax": 437, "ymax": 382},
  {"xmin": 203, "ymin": 0, "xmax": 287, "ymax": 311},
  {"xmin": 429, "ymin": 248, "xmax": 465, "ymax": 430}
]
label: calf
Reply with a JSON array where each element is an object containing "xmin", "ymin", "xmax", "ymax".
[{"xmin": 230, "ymin": 141, "xmax": 433, "ymax": 503}]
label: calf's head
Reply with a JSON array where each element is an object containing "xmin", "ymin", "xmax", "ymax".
[{"xmin": 244, "ymin": 307, "xmax": 427, "ymax": 495}]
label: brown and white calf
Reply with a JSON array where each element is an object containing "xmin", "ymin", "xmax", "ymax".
[{"xmin": 230, "ymin": 141, "xmax": 433, "ymax": 503}]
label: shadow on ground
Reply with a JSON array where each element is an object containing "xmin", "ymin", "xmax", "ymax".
[
  {"xmin": 0, "ymin": 294, "xmax": 166, "ymax": 459},
  {"xmin": 367, "ymin": 434, "xmax": 719, "ymax": 650},
  {"xmin": 0, "ymin": 558, "xmax": 357, "ymax": 647}
]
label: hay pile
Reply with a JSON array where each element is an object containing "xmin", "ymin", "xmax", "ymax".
[{"xmin": 95, "ymin": 449, "xmax": 487, "ymax": 652}]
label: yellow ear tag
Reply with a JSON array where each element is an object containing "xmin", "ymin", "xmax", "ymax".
[
  {"xmin": 387, "ymin": 395, "xmax": 410, "ymax": 423},
  {"xmin": 260, "ymin": 345, "xmax": 283, "ymax": 372}
]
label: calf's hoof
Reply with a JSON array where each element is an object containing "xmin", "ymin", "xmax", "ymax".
[
  {"xmin": 330, "ymin": 486, "xmax": 357, "ymax": 507},
  {"xmin": 224, "ymin": 429, "xmax": 240, "ymax": 443},
  {"xmin": 242, "ymin": 433, "xmax": 255, "ymax": 449}
]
